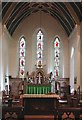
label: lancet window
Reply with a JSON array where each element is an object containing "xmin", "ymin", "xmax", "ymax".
[
  {"xmin": 37, "ymin": 30, "xmax": 43, "ymax": 68},
  {"xmin": 54, "ymin": 36, "xmax": 60, "ymax": 78},
  {"xmin": 19, "ymin": 36, "xmax": 26, "ymax": 78}
]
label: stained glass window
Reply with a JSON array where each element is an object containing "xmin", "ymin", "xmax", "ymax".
[
  {"xmin": 37, "ymin": 30, "xmax": 43, "ymax": 68},
  {"xmin": 54, "ymin": 36, "xmax": 60, "ymax": 78},
  {"xmin": 19, "ymin": 36, "xmax": 26, "ymax": 78}
]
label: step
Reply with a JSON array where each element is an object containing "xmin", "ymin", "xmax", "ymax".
[{"xmin": 24, "ymin": 115, "xmax": 54, "ymax": 120}]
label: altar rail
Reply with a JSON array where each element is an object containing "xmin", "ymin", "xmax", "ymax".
[
  {"xmin": 2, "ymin": 106, "xmax": 82, "ymax": 120},
  {"xmin": 26, "ymin": 84, "xmax": 51, "ymax": 94}
]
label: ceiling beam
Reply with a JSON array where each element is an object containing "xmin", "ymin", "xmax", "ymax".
[
  {"xmin": 2, "ymin": 2, "xmax": 17, "ymax": 25},
  {"xmin": 65, "ymin": 2, "xmax": 80, "ymax": 25}
]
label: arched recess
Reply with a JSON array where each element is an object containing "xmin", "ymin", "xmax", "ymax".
[
  {"xmin": 70, "ymin": 47, "xmax": 75, "ymax": 92},
  {"xmin": 51, "ymin": 35, "xmax": 64, "ymax": 92},
  {"xmin": 36, "ymin": 29, "xmax": 44, "ymax": 67},
  {"xmin": 53, "ymin": 35, "xmax": 61, "ymax": 79},
  {"xmin": 32, "ymin": 28, "xmax": 47, "ymax": 72},
  {"xmin": 18, "ymin": 35, "xmax": 26, "ymax": 78}
]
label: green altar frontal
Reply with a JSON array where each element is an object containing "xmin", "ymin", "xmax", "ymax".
[{"xmin": 26, "ymin": 84, "xmax": 51, "ymax": 94}]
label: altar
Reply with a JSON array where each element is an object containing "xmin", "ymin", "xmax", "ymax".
[
  {"xmin": 20, "ymin": 94, "xmax": 60, "ymax": 115},
  {"xmin": 25, "ymin": 62, "xmax": 52, "ymax": 94},
  {"xmin": 20, "ymin": 62, "xmax": 60, "ymax": 115}
]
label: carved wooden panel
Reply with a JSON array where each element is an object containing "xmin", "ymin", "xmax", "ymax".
[
  {"xmin": 9, "ymin": 78, "xmax": 22, "ymax": 97},
  {"xmin": 2, "ymin": 106, "xmax": 24, "ymax": 120},
  {"xmin": 57, "ymin": 107, "xmax": 82, "ymax": 120}
]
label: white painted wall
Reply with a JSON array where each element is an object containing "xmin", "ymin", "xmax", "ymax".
[
  {"xmin": 69, "ymin": 25, "xmax": 80, "ymax": 91},
  {"xmin": 12, "ymin": 12, "xmax": 69, "ymax": 78},
  {"xmin": 1, "ymin": 10, "xmax": 82, "ymax": 96},
  {"xmin": 2, "ymin": 25, "xmax": 12, "ymax": 90},
  {"xmin": 1, "ymin": 12, "xmax": 70, "ymax": 90}
]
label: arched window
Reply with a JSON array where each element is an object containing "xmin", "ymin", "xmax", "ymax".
[
  {"xmin": 19, "ymin": 36, "xmax": 26, "ymax": 78},
  {"xmin": 54, "ymin": 36, "xmax": 60, "ymax": 78},
  {"xmin": 37, "ymin": 30, "xmax": 43, "ymax": 68}
]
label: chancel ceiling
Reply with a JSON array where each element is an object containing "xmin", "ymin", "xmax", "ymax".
[{"xmin": 2, "ymin": 2, "xmax": 82, "ymax": 36}]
